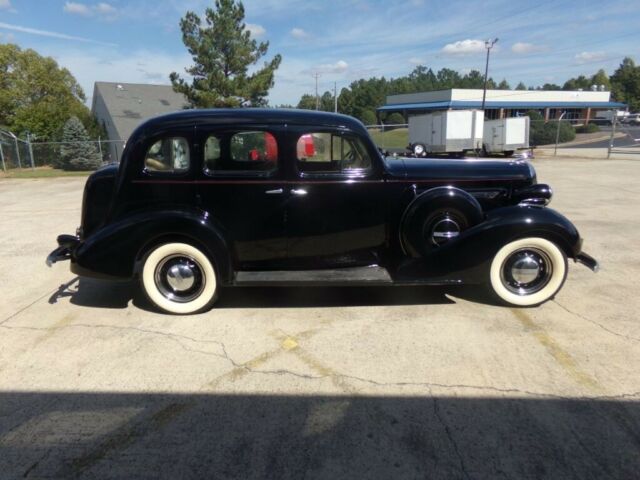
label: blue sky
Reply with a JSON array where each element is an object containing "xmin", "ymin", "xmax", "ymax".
[{"xmin": 0, "ymin": 0, "xmax": 638, "ymax": 105}]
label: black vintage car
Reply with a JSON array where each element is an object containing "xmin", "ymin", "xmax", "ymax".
[{"xmin": 47, "ymin": 109, "xmax": 598, "ymax": 314}]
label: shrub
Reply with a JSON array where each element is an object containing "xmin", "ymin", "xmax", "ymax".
[
  {"xmin": 526, "ymin": 110, "xmax": 576, "ymax": 145},
  {"xmin": 575, "ymin": 123, "xmax": 600, "ymax": 134}
]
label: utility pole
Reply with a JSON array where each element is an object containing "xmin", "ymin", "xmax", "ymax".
[
  {"xmin": 481, "ymin": 38, "xmax": 498, "ymax": 112},
  {"xmin": 312, "ymin": 72, "xmax": 321, "ymax": 110},
  {"xmin": 334, "ymin": 81, "xmax": 338, "ymax": 113}
]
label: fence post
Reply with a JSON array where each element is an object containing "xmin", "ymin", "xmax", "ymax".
[
  {"xmin": 27, "ymin": 133, "xmax": 35, "ymax": 169},
  {"xmin": 13, "ymin": 136, "xmax": 21, "ymax": 169},
  {"xmin": 607, "ymin": 112, "xmax": 616, "ymax": 159},
  {"xmin": 554, "ymin": 111, "xmax": 567, "ymax": 157},
  {"xmin": 0, "ymin": 142, "xmax": 5, "ymax": 172},
  {"xmin": 98, "ymin": 136, "xmax": 103, "ymax": 158}
]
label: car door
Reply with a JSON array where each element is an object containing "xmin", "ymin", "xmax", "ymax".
[
  {"xmin": 195, "ymin": 126, "xmax": 288, "ymax": 270},
  {"xmin": 285, "ymin": 127, "xmax": 389, "ymax": 268}
]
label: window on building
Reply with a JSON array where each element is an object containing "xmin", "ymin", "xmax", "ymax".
[{"xmin": 144, "ymin": 137, "xmax": 190, "ymax": 173}]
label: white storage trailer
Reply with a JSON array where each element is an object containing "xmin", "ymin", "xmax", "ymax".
[
  {"xmin": 408, "ymin": 110, "xmax": 484, "ymax": 156},
  {"xmin": 482, "ymin": 117, "xmax": 530, "ymax": 155}
]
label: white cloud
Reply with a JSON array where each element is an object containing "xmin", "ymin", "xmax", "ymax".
[
  {"xmin": 315, "ymin": 60, "xmax": 349, "ymax": 74},
  {"xmin": 63, "ymin": 1, "xmax": 118, "ymax": 18},
  {"xmin": 0, "ymin": 31, "xmax": 15, "ymax": 42},
  {"xmin": 408, "ymin": 57, "xmax": 425, "ymax": 65},
  {"xmin": 95, "ymin": 2, "xmax": 116, "ymax": 14},
  {"xmin": 511, "ymin": 42, "xmax": 544, "ymax": 54},
  {"xmin": 0, "ymin": 0, "xmax": 14, "ymax": 11},
  {"xmin": 64, "ymin": 1, "xmax": 91, "ymax": 16},
  {"xmin": 246, "ymin": 23, "xmax": 266, "ymax": 38},
  {"xmin": 0, "ymin": 21, "xmax": 116, "ymax": 46},
  {"xmin": 441, "ymin": 39, "xmax": 486, "ymax": 55},
  {"xmin": 575, "ymin": 51, "xmax": 606, "ymax": 64},
  {"xmin": 291, "ymin": 28, "xmax": 308, "ymax": 39}
]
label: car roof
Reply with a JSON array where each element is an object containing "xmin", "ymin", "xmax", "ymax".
[{"xmin": 140, "ymin": 108, "xmax": 367, "ymax": 131}]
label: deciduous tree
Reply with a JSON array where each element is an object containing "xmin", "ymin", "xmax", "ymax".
[
  {"xmin": 611, "ymin": 57, "xmax": 640, "ymax": 111},
  {"xmin": 0, "ymin": 43, "xmax": 96, "ymax": 141}
]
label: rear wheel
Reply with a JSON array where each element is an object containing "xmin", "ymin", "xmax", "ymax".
[
  {"xmin": 489, "ymin": 237, "xmax": 567, "ymax": 307},
  {"xmin": 141, "ymin": 242, "xmax": 218, "ymax": 314}
]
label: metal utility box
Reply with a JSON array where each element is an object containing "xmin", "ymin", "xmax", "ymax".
[
  {"xmin": 408, "ymin": 110, "xmax": 484, "ymax": 155},
  {"xmin": 482, "ymin": 117, "xmax": 530, "ymax": 155}
]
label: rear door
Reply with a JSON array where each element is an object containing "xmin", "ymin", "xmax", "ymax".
[{"xmin": 195, "ymin": 126, "xmax": 288, "ymax": 270}]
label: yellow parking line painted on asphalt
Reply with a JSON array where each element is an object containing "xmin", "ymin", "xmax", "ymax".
[{"xmin": 511, "ymin": 309, "xmax": 602, "ymax": 392}]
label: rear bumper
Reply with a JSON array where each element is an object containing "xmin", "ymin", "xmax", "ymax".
[
  {"xmin": 46, "ymin": 234, "xmax": 80, "ymax": 267},
  {"xmin": 575, "ymin": 252, "xmax": 599, "ymax": 272}
]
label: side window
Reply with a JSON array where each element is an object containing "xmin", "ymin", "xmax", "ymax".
[
  {"xmin": 296, "ymin": 132, "xmax": 371, "ymax": 174},
  {"xmin": 204, "ymin": 131, "xmax": 278, "ymax": 175},
  {"xmin": 144, "ymin": 137, "xmax": 190, "ymax": 173}
]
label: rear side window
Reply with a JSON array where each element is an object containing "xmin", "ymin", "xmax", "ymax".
[
  {"xmin": 204, "ymin": 131, "xmax": 278, "ymax": 175},
  {"xmin": 144, "ymin": 137, "xmax": 190, "ymax": 173},
  {"xmin": 296, "ymin": 132, "xmax": 371, "ymax": 175}
]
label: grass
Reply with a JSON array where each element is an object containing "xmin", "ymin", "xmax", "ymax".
[
  {"xmin": 368, "ymin": 127, "xmax": 409, "ymax": 150},
  {"xmin": 0, "ymin": 166, "xmax": 92, "ymax": 179}
]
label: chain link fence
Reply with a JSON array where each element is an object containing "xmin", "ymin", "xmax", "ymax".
[
  {"xmin": 1, "ymin": 129, "xmax": 124, "ymax": 172},
  {"xmin": 366, "ymin": 114, "xmax": 639, "ymax": 156}
]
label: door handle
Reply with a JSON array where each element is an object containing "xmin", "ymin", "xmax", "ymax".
[
  {"xmin": 290, "ymin": 188, "xmax": 308, "ymax": 196},
  {"xmin": 265, "ymin": 188, "xmax": 283, "ymax": 195}
]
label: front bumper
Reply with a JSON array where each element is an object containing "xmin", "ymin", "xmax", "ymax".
[
  {"xmin": 46, "ymin": 234, "xmax": 80, "ymax": 267},
  {"xmin": 575, "ymin": 252, "xmax": 599, "ymax": 272}
]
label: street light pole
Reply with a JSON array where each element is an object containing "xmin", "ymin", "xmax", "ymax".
[{"xmin": 481, "ymin": 38, "xmax": 498, "ymax": 113}]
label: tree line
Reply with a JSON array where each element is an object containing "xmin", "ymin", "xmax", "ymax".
[{"xmin": 294, "ymin": 60, "xmax": 640, "ymax": 124}]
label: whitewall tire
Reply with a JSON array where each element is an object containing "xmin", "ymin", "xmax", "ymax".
[
  {"xmin": 141, "ymin": 242, "xmax": 218, "ymax": 314},
  {"xmin": 489, "ymin": 237, "xmax": 567, "ymax": 307}
]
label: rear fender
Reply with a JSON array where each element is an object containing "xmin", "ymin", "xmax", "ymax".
[
  {"xmin": 395, "ymin": 206, "xmax": 581, "ymax": 283},
  {"xmin": 73, "ymin": 209, "xmax": 233, "ymax": 283}
]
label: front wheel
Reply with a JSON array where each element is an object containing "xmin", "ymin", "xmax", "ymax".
[
  {"xmin": 141, "ymin": 242, "xmax": 218, "ymax": 314},
  {"xmin": 489, "ymin": 237, "xmax": 567, "ymax": 307}
]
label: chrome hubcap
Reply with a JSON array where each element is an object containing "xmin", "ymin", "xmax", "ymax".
[
  {"xmin": 500, "ymin": 248, "xmax": 552, "ymax": 296},
  {"xmin": 154, "ymin": 255, "xmax": 205, "ymax": 303},
  {"xmin": 166, "ymin": 264, "xmax": 196, "ymax": 292},
  {"xmin": 431, "ymin": 216, "xmax": 460, "ymax": 246}
]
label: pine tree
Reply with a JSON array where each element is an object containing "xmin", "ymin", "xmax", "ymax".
[
  {"xmin": 170, "ymin": 0, "xmax": 282, "ymax": 108},
  {"xmin": 59, "ymin": 116, "xmax": 102, "ymax": 171}
]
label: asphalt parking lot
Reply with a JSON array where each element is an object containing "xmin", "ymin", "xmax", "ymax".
[{"xmin": 1, "ymin": 157, "xmax": 639, "ymax": 479}]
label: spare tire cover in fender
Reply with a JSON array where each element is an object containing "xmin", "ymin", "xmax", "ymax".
[{"xmin": 400, "ymin": 186, "xmax": 484, "ymax": 257}]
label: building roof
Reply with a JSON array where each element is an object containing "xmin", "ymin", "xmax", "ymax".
[
  {"xmin": 92, "ymin": 82, "xmax": 188, "ymax": 141},
  {"xmin": 379, "ymin": 88, "xmax": 625, "ymax": 112},
  {"xmin": 378, "ymin": 100, "xmax": 627, "ymax": 112}
]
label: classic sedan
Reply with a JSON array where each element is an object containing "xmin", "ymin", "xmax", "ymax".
[{"xmin": 47, "ymin": 109, "xmax": 598, "ymax": 314}]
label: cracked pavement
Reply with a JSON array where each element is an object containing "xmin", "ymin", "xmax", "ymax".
[{"xmin": 0, "ymin": 159, "xmax": 639, "ymax": 479}]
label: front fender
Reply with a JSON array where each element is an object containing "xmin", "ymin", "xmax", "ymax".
[
  {"xmin": 73, "ymin": 208, "xmax": 233, "ymax": 283},
  {"xmin": 395, "ymin": 206, "xmax": 582, "ymax": 284}
]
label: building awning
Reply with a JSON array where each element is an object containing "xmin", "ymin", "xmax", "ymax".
[{"xmin": 377, "ymin": 100, "xmax": 627, "ymax": 112}]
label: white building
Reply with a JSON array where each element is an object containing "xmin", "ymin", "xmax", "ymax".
[{"xmin": 378, "ymin": 88, "xmax": 626, "ymax": 123}]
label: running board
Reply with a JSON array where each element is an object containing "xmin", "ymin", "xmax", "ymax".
[{"xmin": 235, "ymin": 266, "xmax": 393, "ymax": 286}]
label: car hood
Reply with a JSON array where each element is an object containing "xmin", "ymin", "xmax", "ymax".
[{"xmin": 383, "ymin": 156, "xmax": 536, "ymax": 184}]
